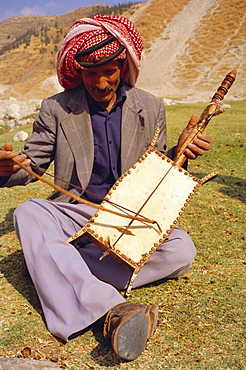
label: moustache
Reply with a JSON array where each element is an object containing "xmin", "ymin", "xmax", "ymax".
[{"xmin": 90, "ymin": 86, "xmax": 113, "ymax": 94}]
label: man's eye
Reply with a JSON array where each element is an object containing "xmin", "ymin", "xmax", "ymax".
[
  {"xmin": 105, "ymin": 69, "xmax": 116, "ymax": 75},
  {"xmin": 85, "ymin": 71, "xmax": 96, "ymax": 77}
]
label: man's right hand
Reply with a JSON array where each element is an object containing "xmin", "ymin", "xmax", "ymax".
[{"xmin": 0, "ymin": 142, "xmax": 31, "ymax": 177}]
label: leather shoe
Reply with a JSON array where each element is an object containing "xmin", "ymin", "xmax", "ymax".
[{"xmin": 103, "ymin": 302, "xmax": 158, "ymax": 360}]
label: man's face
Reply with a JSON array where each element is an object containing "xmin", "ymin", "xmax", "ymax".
[{"xmin": 81, "ymin": 60, "xmax": 122, "ymax": 110}]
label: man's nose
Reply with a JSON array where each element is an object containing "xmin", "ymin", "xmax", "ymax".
[{"xmin": 96, "ymin": 76, "xmax": 108, "ymax": 90}]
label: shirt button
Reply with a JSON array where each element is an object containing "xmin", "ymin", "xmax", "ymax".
[{"xmin": 109, "ymin": 140, "xmax": 112, "ymax": 144}]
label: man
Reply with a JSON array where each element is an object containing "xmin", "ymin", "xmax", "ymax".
[{"xmin": 0, "ymin": 15, "xmax": 211, "ymax": 361}]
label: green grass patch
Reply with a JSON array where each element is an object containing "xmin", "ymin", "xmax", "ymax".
[
  {"xmin": 21, "ymin": 113, "xmax": 39, "ymax": 121},
  {"xmin": 0, "ymin": 101, "xmax": 245, "ymax": 369}
]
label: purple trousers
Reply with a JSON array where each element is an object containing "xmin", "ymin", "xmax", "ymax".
[{"xmin": 14, "ymin": 199, "xmax": 196, "ymax": 341}]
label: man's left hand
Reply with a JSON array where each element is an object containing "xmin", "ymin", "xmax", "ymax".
[{"xmin": 176, "ymin": 114, "xmax": 212, "ymax": 160}]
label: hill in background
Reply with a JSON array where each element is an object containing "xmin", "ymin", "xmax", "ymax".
[
  {"xmin": 0, "ymin": 0, "xmax": 245, "ymax": 102},
  {"xmin": 135, "ymin": 0, "xmax": 245, "ymax": 101}
]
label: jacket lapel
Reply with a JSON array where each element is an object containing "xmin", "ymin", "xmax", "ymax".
[
  {"xmin": 60, "ymin": 85, "xmax": 147, "ymax": 189},
  {"xmin": 60, "ymin": 87, "xmax": 94, "ymax": 190},
  {"xmin": 121, "ymin": 87, "xmax": 146, "ymax": 173}
]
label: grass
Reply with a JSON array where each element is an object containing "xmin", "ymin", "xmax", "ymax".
[{"xmin": 0, "ymin": 101, "xmax": 245, "ymax": 369}]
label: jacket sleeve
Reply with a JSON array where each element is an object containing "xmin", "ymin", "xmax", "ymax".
[{"xmin": 1, "ymin": 98, "xmax": 57, "ymax": 188}]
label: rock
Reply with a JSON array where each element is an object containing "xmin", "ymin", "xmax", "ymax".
[
  {"xmin": 41, "ymin": 75, "xmax": 63, "ymax": 96},
  {"xmin": 221, "ymin": 103, "xmax": 231, "ymax": 109},
  {"xmin": 35, "ymin": 102, "xmax": 41, "ymax": 111},
  {"xmin": 6, "ymin": 120, "xmax": 18, "ymax": 129},
  {"xmin": 0, "ymin": 98, "xmax": 42, "ymax": 122},
  {"xmin": 0, "ymin": 357, "xmax": 60, "ymax": 369},
  {"xmin": 163, "ymin": 98, "xmax": 175, "ymax": 106},
  {"xmin": 13, "ymin": 131, "xmax": 29, "ymax": 142},
  {"xmin": 4, "ymin": 103, "xmax": 21, "ymax": 120},
  {"xmin": 25, "ymin": 118, "xmax": 33, "ymax": 125}
]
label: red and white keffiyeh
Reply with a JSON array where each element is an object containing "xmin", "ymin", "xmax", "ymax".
[{"xmin": 57, "ymin": 15, "xmax": 143, "ymax": 90}]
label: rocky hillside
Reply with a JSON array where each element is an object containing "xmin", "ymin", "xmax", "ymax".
[
  {"xmin": 0, "ymin": 0, "xmax": 245, "ymax": 103},
  {"xmin": 135, "ymin": 0, "xmax": 246, "ymax": 101}
]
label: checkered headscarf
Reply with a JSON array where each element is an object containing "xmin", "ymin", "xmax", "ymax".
[{"xmin": 57, "ymin": 15, "xmax": 143, "ymax": 90}]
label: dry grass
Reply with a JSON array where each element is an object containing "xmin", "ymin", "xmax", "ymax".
[{"xmin": 133, "ymin": 0, "xmax": 190, "ymax": 50}]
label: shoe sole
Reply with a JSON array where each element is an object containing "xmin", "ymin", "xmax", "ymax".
[{"xmin": 113, "ymin": 311, "xmax": 148, "ymax": 361}]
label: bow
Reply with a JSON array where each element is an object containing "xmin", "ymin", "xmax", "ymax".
[{"xmin": 11, "ymin": 156, "xmax": 159, "ymax": 227}]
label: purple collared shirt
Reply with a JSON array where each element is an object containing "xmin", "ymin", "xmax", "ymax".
[{"xmin": 82, "ymin": 82, "xmax": 126, "ymax": 204}]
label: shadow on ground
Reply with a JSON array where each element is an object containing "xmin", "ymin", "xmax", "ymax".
[
  {"xmin": 1, "ymin": 249, "xmax": 43, "ymax": 317},
  {"xmin": 192, "ymin": 172, "xmax": 246, "ymax": 204},
  {"xmin": 0, "ymin": 207, "xmax": 15, "ymax": 236}
]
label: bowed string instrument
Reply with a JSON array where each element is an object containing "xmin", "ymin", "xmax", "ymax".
[{"xmin": 4, "ymin": 70, "xmax": 236, "ymax": 296}]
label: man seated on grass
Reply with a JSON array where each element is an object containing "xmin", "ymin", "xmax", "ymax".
[{"xmin": 0, "ymin": 15, "xmax": 211, "ymax": 361}]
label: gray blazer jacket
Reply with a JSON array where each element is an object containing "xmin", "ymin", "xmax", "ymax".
[{"xmin": 3, "ymin": 83, "xmax": 167, "ymax": 203}]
